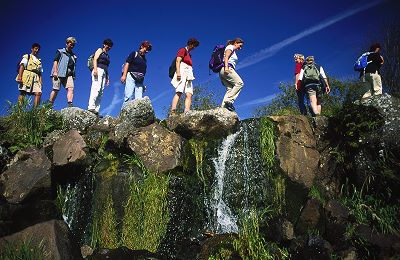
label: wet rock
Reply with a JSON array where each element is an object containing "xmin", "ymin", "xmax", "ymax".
[
  {"xmin": 0, "ymin": 219, "xmax": 81, "ymax": 260},
  {"xmin": 295, "ymin": 199, "xmax": 324, "ymax": 235},
  {"xmin": 61, "ymin": 107, "xmax": 97, "ymax": 133},
  {"xmin": 0, "ymin": 148, "xmax": 51, "ymax": 204},
  {"xmin": 269, "ymin": 115, "xmax": 319, "ymax": 188},
  {"xmin": 52, "ymin": 130, "xmax": 87, "ymax": 166},
  {"xmin": 165, "ymin": 108, "xmax": 239, "ymax": 139},
  {"xmin": 89, "ymin": 247, "xmax": 162, "ymax": 260},
  {"xmin": 197, "ymin": 233, "xmax": 239, "ymax": 260},
  {"xmin": 126, "ymin": 123, "xmax": 186, "ymax": 173}
]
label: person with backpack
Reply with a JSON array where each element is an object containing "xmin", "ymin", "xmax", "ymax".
[
  {"xmin": 294, "ymin": 53, "xmax": 308, "ymax": 115},
  {"xmin": 219, "ymin": 38, "xmax": 244, "ymax": 112},
  {"xmin": 120, "ymin": 40, "xmax": 152, "ymax": 109},
  {"xmin": 87, "ymin": 39, "xmax": 113, "ymax": 116},
  {"xmin": 48, "ymin": 37, "xmax": 77, "ymax": 107},
  {"xmin": 16, "ymin": 43, "xmax": 43, "ymax": 107},
  {"xmin": 361, "ymin": 43, "xmax": 384, "ymax": 99},
  {"xmin": 297, "ymin": 56, "xmax": 330, "ymax": 116},
  {"xmin": 169, "ymin": 38, "xmax": 200, "ymax": 115}
]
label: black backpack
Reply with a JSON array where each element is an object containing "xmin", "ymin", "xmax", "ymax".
[{"xmin": 168, "ymin": 48, "xmax": 188, "ymax": 79}]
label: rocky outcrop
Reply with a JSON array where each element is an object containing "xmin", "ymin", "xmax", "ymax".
[
  {"xmin": 0, "ymin": 220, "xmax": 81, "ymax": 260},
  {"xmin": 165, "ymin": 108, "xmax": 239, "ymax": 139},
  {"xmin": 126, "ymin": 123, "xmax": 185, "ymax": 173},
  {"xmin": 114, "ymin": 97, "xmax": 155, "ymax": 143},
  {"xmin": 269, "ymin": 115, "xmax": 320, "ymax": 188},
  {"xmin": 60, "ymin": 107, "xmax": 97, "ymax": 133},
  {"xmin": 52, "ymin": 130, "xmax": 87, "ymax": 167},
  {"xmin": 0, "ymin": 148, "xmax": 51, "ymax": 204}
]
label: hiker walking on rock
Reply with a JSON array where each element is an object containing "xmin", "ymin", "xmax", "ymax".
[
  {"xmin": 169, "ymin": 38, "xmax": 200, "ymax": 115},
  {"xmin": 361, "ymin": 43, "xmax": 384, "ymax": 99},
  {"xmin": 220, "ymin": 38, "xmax": 244, "ymax": 112},
  {"xmin": 16, "ymin": 43, "xmax": 43, "ymax": 107},
  {"xmin": 294, "ymin": 53, "xmax": 309, "ymax": 115},
  {"xmin": 297, "ymin": 56, "xmax": 330, "ymax": 116},
  {"xmin": 120, "ymin": 40, "xmax": 152, "ymax": 108},
  {"xmin": 49, "ymin": 37, "xmax": 77, "ymax": 107},
  {"xmin": 87, "ymin": 39, "xmax": 113, "ymax": 116}
]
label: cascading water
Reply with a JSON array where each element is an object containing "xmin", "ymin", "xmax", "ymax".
[
  {"xmin": 209, "ymin": 130, "xmax": 240, "ymax": 233},
  {"xmin": 207, "ymin": 119, "xmax": 269, "ymax": 234}
]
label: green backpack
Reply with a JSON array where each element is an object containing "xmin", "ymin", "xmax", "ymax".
[{"xmin": 303, "ymin": 63, "xmax": 320, "ymax": 85}]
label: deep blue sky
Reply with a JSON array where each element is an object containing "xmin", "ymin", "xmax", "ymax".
[{"xmin": 1, "ymin": 0, "xmax": 398, "ymax": 119}]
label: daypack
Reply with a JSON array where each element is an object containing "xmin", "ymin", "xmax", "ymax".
[
  {"xmin": 87, "ymin": 53, "xmax": 95, "ymax": 71},
  {"xmin": 16, "ymin": 54, "xmax": 30, "ymax": 73},
  {"xmin": 168, "ymin": 49, "xmax": 188, "ymax": 79},
  {"xmin": 302, "ymin": 63, "xmax": 320, "ymax": 85},
  {"xmin": 354, "ymin": 52, "xmax": 372, "ymax": 72},
  {"xmin": 209, "ymin": 44, "xmax": 226, "ymax": 73}
]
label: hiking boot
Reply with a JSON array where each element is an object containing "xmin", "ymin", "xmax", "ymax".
[
  {"xmin": 68, "ymin": 102, "xmax": 74, "ymax": 107},
  {"xmin": 223, "ymin": 102, "xmax": 235, "ymax": 112},
  {"xmin": 169, "ymin": 109, "xmax": 176, "ymax": 117},
  {"xmin": 88, "ymin": 109, "xmax": 99, "ymax": 116}
]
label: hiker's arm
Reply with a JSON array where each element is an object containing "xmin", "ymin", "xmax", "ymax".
[
  {"xmin": 120, "ymin": 63, "xmax": 129, "ymax": 83},
  {"xmin": 16, "ymin": 64, "xmax": 24, "ymax": 82},
  {"xmin": 176, "ymin": 56, "xmax": 182, "ymax": 80},
  {"xmin": 224, "ymin": 49, "xmax": 232, "ymax": 74},
  {"xmin": 39, "ymin": 75, "xmax": 43, "ymax": 86},
  {"xmin": 93, "ymin": 48, "xmax": 102, "ymax": 78},
  {"xmin": 52, "ymin": 60, "xmax": 59, "ymax": 79},
  {"xmin": 296, "ymin": 69, "xmax": 304, "ymax": 90},
  {"xmin": 380, "ymin": 55, "xmax": 384, "ymax": 65},
  {"xmin": 324, "ymin": 78, "xmax": 330, "ymax": 94}
]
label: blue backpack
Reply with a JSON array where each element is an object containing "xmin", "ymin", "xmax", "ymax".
[
  {"xmin": 209, "ymin": 44, "xmax": 226, "ymax": 73},
  {"xmin": 354, "ymin": 52, "xmax": 372, "ymax": 72}
]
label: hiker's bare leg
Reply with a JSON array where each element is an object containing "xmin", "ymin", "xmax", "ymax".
[{"xmin": 184, "ymin": 93, "xmax": 192, "ymax": 112}]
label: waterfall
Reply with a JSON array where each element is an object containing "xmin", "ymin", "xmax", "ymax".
[
  {"xmin": 207, "ymin": 119, "xmax": 268, "ymax": 235},
  {"xmin": 209, "ymin": 130, "xmax": 241, "ymax": 233}
]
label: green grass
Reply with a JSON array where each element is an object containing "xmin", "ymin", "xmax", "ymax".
[
  {"xmin": 2, "ymin": 99, "xmax": 64, "ymax": 153},
  {"xmin": 259, "ymin": 117, "xmax": 285, "ymax": 215},
  {"xmin": 121, "ymin": 153, "xmax": 170, "ymax": 252},
  {"xmin": 340, "ymin": 184, "xmax": 400, "ymax": 235},
  {"xmin": 0, "ymin": 238, "xmax": 46, "ymax": 260},
  {"xmin": 233, "ymin": 208, "xmax": 289, "ymax": 260}
]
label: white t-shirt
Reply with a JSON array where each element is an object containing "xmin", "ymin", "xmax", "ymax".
[
  {"xmin": 224, "ymin": 45, "xmax": 238, "ymax": 69},
  {"xmin": 20, "ymin": 55, "xmax": 43, "ymax": 73}
]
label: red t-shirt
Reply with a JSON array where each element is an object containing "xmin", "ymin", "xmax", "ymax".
[
  {"xmin": 177, "ymin": 47, "xmax": 192, "ymax": 66},
  {"xmin": 294, "ymin": 62, "xmax": 302, "ymax": 75}
]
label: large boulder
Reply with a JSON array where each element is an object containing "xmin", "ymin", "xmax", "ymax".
[
  {"xmin": 269, "ymin": 115, "xmax": 320, "ymax": 188},
  {"xmin": 0, "ymin": 148, "xmax": 51, "ymax": 204},
  {"xmin": 52, "ymin": 130, "xmax": 87, "ymax": 167},
  {"xmin": 126, "ymin": 123, "xmax": 185, "ymax": 173},
  {"xmin": 113, "ymin": 97, "xmax": 155, "ymax": 143},
  {"xmin": 165, "ymin": 108, "xmax": 239, "ymax": 139},
  {"xmin": 0, "ymin": 220, "xmax": 81, "ymax": 260},
  {"xmin": 60, "ymin": 107, "xmax": 97, "ymax": 133}
]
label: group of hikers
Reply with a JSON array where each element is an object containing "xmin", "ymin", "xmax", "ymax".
[
  {"xmin": 16, "ymin": 36, "xmax": 383, "ymax": 117},
  {"xmin": 16, "ymin": 36, "xmax": 245, "ymax": 116},
  {"xmin": 293, "ymin": 42, "xmax": 384, "ymax": 116}
]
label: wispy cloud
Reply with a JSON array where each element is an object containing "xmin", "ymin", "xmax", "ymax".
[
  {"xmin": 152, "ymin": 89, "xmax": 171, "ymax": 103},
  {"xmin": 237, "ymin": 94, "xmax": 277, "ymax": 108},
  {"xmin": 101, "ymin": 82, "xmax": 123, "ymax": 115},
  {"xmin": 237, "ymin": 0, "xmax": 386, "ymax": 70}
]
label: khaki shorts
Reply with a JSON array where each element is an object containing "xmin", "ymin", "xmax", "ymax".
[{"xmin": 52, "ymin": 76, "xmax": 74, "ymax": 90}]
